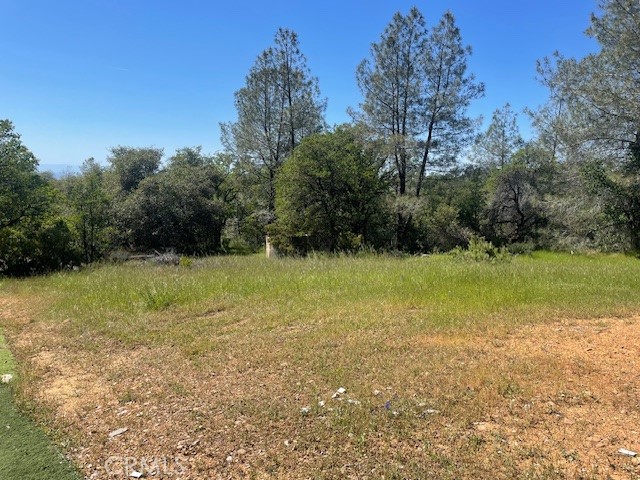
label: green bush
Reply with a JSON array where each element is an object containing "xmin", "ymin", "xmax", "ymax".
[{"xmin": 449, "ymin": 235, "xmax": 511, "ymax": 263}]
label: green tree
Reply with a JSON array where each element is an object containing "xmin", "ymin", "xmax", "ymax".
[
  {"xmin": 272, "ymin": 126, "xmax": 391, "ymax": 253},
  {"xmin": 117, "ymin": 148, "xmax": 232, "ymax": 254},
  {"xmin": 473, "ymin": 103, "xmax": 524, "ymax": 168},
  {"xmin": 535, "ymin": 0, "xmax": 640, "ymax": 250},
  {"xmin": 0, "ymin": 120, "xmax": 77, "ymax": 275},
  {"xmin": 62, "ymin": 158, "xmax": 112, "ymax": 263},
  {"xmin": 355, "ymin": 9, "xmax": 483, "ymax": 197},
  {"xmin": 108, "ymin": 146, "xmax": 163, "ymax": 193},
  {"xmin": 416, "ymin": 11, "xmax": 484, "ymax": 196},
  {"xmin": 0, "ymin": 120, "xmax": 49, "ymax": 230},
  {"xmin": 221, "ymin": 28, "xmax": 326, "ymax": 214},
  {"xmin": 354, "ymin": 7, "xmax": 426, "ymax": 196},
  {"xmin": 581, "ymin": 152, "xmax": 640, "ymax": 250}
]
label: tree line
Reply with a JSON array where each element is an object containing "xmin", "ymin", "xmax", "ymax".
[{"xmin": 1, "ymin": 0, "xmax": 638, "ymax": 275}]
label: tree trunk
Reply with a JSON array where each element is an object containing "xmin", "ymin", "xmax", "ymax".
[{"xmin": 416, "ymin": 118, "xmax": 435, "ymax": 197}]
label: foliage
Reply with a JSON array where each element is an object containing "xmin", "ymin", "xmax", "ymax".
[
  {"xmin": 581, "ymin": 153, "xmax": 640, "ymax": 250},
  {"xmin": 472, "ymin": 103, "xmax": 524, "ymax": 168},
  {"xmin": 108, "ymin": 146, "xmax": 162, "ymax": 193},
  {"xmin": 416, "ymin": 11, "xmax": 484, "ymax": 194},
  {"xmin": 532, "ymin": 0, "xmax": 640, "ymax": 252},
  {"xmin": 449, "ymin": 235, "xmax": 510, "ymax": 262},
  {"xmin": 0, "ymin": 121, "xmax": 78, "ymax": 276},
  {"xmin": 4, "ymin": 2, "xmax": 640, "ymax": 271},
  {"xmin": 484, "ymin": 156, "xmax": 546, "ymax": 245},
  {"xmin": 353, "ymin": 7, "xmax": 425, "ymax": 196},
  {"xmin": 271, "ymin": 126, "xmax": 392, "ymax": 253},
  {"xmin": 221, "ymin": 28, "xmax": 326, "ymax": 213},
  {"xmin": 114, "ymin": 149, "xmax": 233, "ymax": 254},
  {"xmin": 61, "ymin": 158, "xmax": 113, "ymax": 263},
  {"xmin": 354, "ymin": 7, "xmax": 484, "ymax": 198},
  {"xmin": 0, "ymin": 121, "xmax": 49, "ymax": 231}
]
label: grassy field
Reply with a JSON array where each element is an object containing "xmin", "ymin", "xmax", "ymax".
[{"xmin": 1, "ymin": 252, "xmax": 640, "ymax": 478}]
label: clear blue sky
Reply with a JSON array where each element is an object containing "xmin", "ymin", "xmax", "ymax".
[{"xmin": 1, "ymin": 0, "xmax": 598, "ymax": 168}]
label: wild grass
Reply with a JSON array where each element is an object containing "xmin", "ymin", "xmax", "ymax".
[
  {"xmin": 5, "ymin": 252, "xmax": 640, "ymax": 348},
  {"xmin": 2, "ymin": 252, "xmax": 640, "ymax": 478}
]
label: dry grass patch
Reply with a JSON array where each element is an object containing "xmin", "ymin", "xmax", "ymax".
[{"xmin": 3, "ymin": 307, "xmax": 640, "ymax": 478}]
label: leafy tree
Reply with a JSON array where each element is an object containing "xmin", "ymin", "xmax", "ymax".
[
  {"xmin": 353, "ymin": 8, "xmax": 482, "ymax": 250},
  {"xmin": 473, "ymin": 103, "xmax": 524, "ymax": 168},
  {"xmin": 0, "ymin": 120, "xmax": 49, "ymax": 230},
  {"xmin": 108, "ymin": 146, "xmax": 163, "ymax": 193},
  {"xmin": 221, "ymin": 28, "xmax": 326, "ymax": 213},
  {"xmin": 581, "ymin": 150, "xmax": 640, "ymax": 250},
  {"xmin": 62, "ymin": 158, "xmax": 112, "ymax": 263},
  {"xmin": 117, "ymin": 149, "xmax": 233, "ymax": 254},
  {"xmin": 0, "ymin": 120, "xmax": 77, "ymax": 275},
  {"xmin": 272, "ymin": 126, "xmax": 391, "ymax": 253},
  {"xmin": 419, "ymin": 165, "xmax": 488, "ymax": 235}
]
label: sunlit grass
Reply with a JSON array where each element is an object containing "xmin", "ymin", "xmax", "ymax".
[
  {"xmin": 3, "ymin": 252, "xmax": 640, "ymax": 478},
  {"xmin": 5, "ymin": 252, "xmax": 640, "ymax": 350}
]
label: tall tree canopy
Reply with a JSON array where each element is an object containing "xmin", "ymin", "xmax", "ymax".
[
  {"xmin": 538, "ymin": 0, "xmax": 640, "ymax": 157},
  {"xmin": 221, "ymin": 28, "xmax": 326, "ymax": 213},
  {"xmin": 536, "ymin": 0, "xmax": 640, "ymax": 249},
  {"xmin": 354, "ymin": 7, "xmax": 483, "ymax": 197},
  {"xmin": 354, "ymin": 7, "xmax": 426, "ymax": 196}
]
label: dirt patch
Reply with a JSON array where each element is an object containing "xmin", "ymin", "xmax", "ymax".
[
  {"xmin": 30, "ymin": 350, "xmax": 111, "ymax": 417},
  {"xmin": 475, "ymin": 317, "xmax": 640, "ymax": 479}
]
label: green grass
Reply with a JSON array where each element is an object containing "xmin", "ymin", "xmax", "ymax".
[
  {"xmin": 0, "ymin": 332, "xmax": 80, "ymax": 480},
  {"xmin": 2, "ymin": 251, "xmax": 640, "ymax": 478},
  {"xmin": 5, "ymin": 252, "xmax": 640, "ymax": 349}
]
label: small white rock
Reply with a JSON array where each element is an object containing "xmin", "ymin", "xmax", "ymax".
[
  {"xmin": 332, "ymin": 387, "xmax": 346, "ymax": 398},
  {"xmin": 129, "ymin": 471, "xmax": 143, "ymax": 478},
  {"xmin": 108, "ymin": 427, "xmax": 128, "ymax": 438},
  {"xmin": 425, "ymin": 409, "xmax": 439, "ymax": 415},
  {"xmin": 226, "ymin": 455, "xmax": 233, "ymax": 463},
  {"xmin": 1, "ymin": 374, "xmax": 13, "ymax": 384},
  {"xmin": 347, "ymin": 399, "xmax": 361, "ymax": 405},
  {"xmin": 373, "ymin": 389, "xmax": 381, "ymax": 396},
  {"xmin": 618, "ymin": 448, "xmax": 638, "ymax": 457},
  {"xmin": 318, "ymin": 400, "xmax": 326, "ymax": 408},
  {"xmin": 300, "ymin": 406, "xmax": 311, "ymax": 415}
]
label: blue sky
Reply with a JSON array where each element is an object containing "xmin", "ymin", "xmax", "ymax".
[{"xmin": 1, "ymin": 0, "xmax": 598, "ymax": 168}]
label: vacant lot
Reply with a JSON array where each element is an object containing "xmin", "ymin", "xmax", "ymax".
[{"xmin": 1, "ymin": 253, "xmax": 640, "ymax": 479}]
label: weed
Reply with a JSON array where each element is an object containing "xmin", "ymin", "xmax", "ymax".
[
  {"xmin": 450, "ymin": 235, "xmax": 511, "ymax": 262},
  {"xmin": 138, "ymin": 282, "xmax": 179, "ymax": 311}
]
